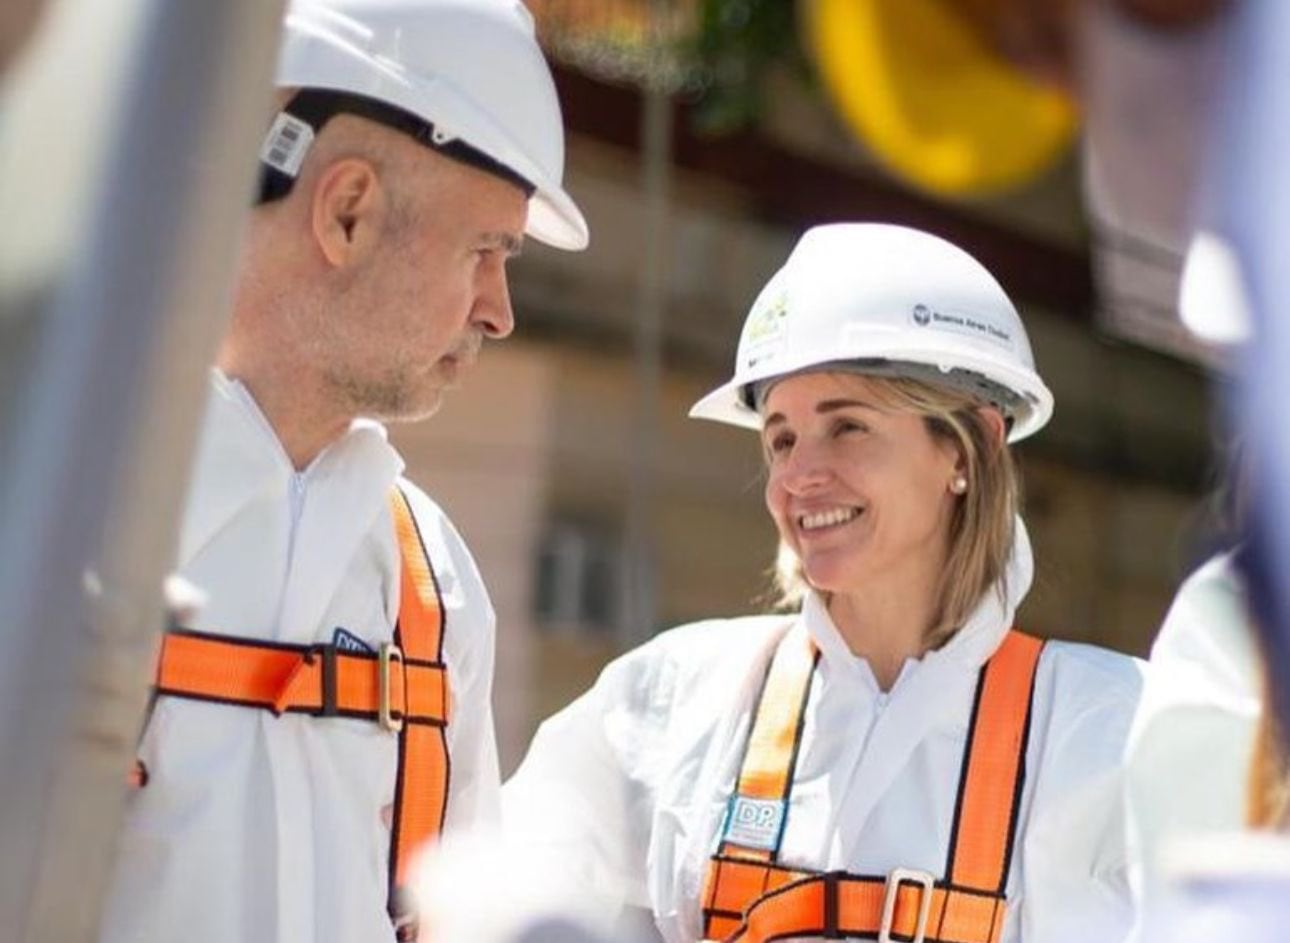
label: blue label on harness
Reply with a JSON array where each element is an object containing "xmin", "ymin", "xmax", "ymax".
[
  {"xmin": 722, "ymin": 796, "xmax": 786, "ymax": 852},
  {"xmin": 332, "ymin": 627, "xmax": 375, "ymax": 654}
]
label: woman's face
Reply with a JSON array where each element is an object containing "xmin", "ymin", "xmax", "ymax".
[{"xmin": 761, "ymin": 372, "xmax": 962, "ymax": 596}]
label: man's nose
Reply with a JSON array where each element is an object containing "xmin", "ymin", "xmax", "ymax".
[{"xmin": 473, "ymin": 258, "xmax": 515, "ymax": 339}]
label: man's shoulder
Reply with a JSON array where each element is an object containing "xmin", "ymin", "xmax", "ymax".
[
  {"xmin": 393, "ymin": 476, "xmax": 449, "ymax": 523},
  {"xmin": 390, "ymin": 477, "xmax": 491, "ymax": 610},
  {"xmin": 392, "ymin": 477, "xmax": 470, "ymax": 553}
]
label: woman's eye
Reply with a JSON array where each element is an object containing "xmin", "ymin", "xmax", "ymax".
[
  {"xmin": 768, "ymin": 432, "xmax": 794, "ymax": 454},
  {"xmin": 833, "ymin": 418, "xmax": 867, "ymax": 437}
]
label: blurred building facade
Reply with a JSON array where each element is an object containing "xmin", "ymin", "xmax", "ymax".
[{"xmin": 392, "ymin": 61, "xmax": 1217, "ymax": 773}]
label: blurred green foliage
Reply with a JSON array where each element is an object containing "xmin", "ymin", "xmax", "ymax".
[{"xmin": 686, "ymin": 0, "xmax": 813, "ymax": 135}]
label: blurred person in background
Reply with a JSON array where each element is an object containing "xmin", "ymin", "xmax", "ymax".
[
  {"xmin": 97, "ymin": 2, "xmax": 587, "ymax": 943},
  {"xmin": 1121, "ymin": 438, "xmax": 1264, "ymax": 918},
  {"xmin": 502, "ymin": 224, "xmax": 1143, "ymax": 943}
]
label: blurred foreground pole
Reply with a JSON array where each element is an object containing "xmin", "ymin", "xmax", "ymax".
[
  {"xmin": 0, "ymin": 0, "xmax": 284, "ymax": 939},
  {"xmin": 1219, "ymin": 0, "xmax": 1290, "ymax": 749}
]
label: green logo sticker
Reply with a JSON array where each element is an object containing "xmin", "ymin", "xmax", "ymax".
[{"xmin": 745, "ymin": 293, "xmax": 788, "ymax": 344}]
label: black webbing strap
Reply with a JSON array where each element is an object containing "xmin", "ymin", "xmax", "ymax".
[{"xmin": 256, "ymin": 88, "xmax": 535, "ymax": 204}]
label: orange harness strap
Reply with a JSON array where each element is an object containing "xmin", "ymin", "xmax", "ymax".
[
  {"xmin": 386, "ymin": 486, "xmax": 450, "ymax": 941},
  {"xmin": 139, "ymin": 487, "xmax": 449, "ymax": 942},
  {"xmin": 702, "ymin": 630, "xmax": 1044, "ymax": 943},
  {"xmin": 150, "ymin": 629, "xmax": 447, "ymax": 725}
]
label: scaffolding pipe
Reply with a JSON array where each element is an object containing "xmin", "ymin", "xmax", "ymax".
[{"xmin": 623, "ymin": 2, "xmax": 674, "ymax": 644}]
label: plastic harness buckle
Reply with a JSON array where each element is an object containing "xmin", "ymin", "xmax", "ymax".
[
  {"xmin": 879, "ymin": 868, "xmax": 935, "ymax": 943},
  {"xmin": 378, "ymin": 642, "xmax": 405, "ymax": 733}
]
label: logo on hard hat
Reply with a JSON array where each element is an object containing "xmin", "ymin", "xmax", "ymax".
[
  {"xmin": 741, "ymin": 292, "xmax": 790, "ymax": 371},
  {"xmin": 746, "ymin": 293, "xmax": 789, "ymax": 344},
  {"xmin": 909, "ymin": 302, "xmax": 1014, "ymax": 350}
]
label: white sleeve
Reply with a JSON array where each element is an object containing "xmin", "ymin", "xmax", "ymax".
[
  {"xmin": 501, "ymin": 642, "xmax": 670, "ymax": 922},
  {"xmin": 1018, "ymin": 645, "xmax": 1144, "ymax": 943}
]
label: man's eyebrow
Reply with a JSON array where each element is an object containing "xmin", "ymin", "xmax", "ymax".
[{"xmin": 479, "ymin": 231, "xmax": 524, "ymax": 257}]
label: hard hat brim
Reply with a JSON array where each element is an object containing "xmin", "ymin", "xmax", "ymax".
[
  {"xmin": 689, "ymin": 352, "xmax": 1054, "ymax": 443},
  {"xmin": 527, "ymin": 185, "xmax": 589, "ymax": 251}
]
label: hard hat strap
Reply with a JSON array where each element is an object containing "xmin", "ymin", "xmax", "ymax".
[{"xmin": 255, "ymin": 89, "xmax": 535, "ymax": 205}]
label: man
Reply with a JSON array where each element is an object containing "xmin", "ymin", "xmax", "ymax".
[{"xmin": 99, "ymin": 1, "xmax": 587, "ymax": 941}]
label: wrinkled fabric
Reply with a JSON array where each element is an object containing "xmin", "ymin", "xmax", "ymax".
[
  {"xmin": 504, "ymin": 521, "xmax": 1143, "ymax": 943},
  {"xmin": 99, "ymin": 371, "xmax": 500, "ymax": 943}
]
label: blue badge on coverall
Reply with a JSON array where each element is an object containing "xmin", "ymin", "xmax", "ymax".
[
  {"xmin": 722, "ymin": 795, "xmax": 786, "ymax": 852},
  {"xmin": 332, "ymin": 627, "xmax": 375, "ymax": 654}
]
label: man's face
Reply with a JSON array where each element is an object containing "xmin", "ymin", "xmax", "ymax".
[{"xmin": 316, "ymin": 149, "xmax": 528, "ymax": 423}]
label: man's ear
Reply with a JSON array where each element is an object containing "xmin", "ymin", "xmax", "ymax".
[{"xmin": 310, "ymin": 158, "xmax": 384, "ymax": 268}]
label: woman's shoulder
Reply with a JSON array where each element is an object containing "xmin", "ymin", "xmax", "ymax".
[
  {"xmin": 1029, "ymin": 636, "xmax": 1146, "ymax": 757},
  {"xmin": 1037, "ymin": 637, "xmax": 1146, "ymax": 704}
]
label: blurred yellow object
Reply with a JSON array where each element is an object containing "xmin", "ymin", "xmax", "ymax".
[{"xmin": 804, "ymin": 0, "xmax": 1077, "ymax": 196}]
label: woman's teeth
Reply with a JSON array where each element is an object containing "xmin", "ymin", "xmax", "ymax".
[{"xmin": 799, "ymin": 507, "xmax": 860, "ymax": 531}]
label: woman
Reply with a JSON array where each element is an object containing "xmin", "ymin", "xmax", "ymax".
[{"xmin": 503, "ymin": 224, "xmax": 1144, "ymax": 943}]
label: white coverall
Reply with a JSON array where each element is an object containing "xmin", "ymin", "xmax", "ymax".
[
  {"xmin": 504, "ymin": 522, "xmax": 1143, "ymax": 943},
  {"xmin": 99, "ymin": 371, "xmax": 500, "ymax": 943}
]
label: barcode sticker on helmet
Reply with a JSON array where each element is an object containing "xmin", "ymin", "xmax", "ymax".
[{"xmin": 260, "ymin": 113, "xmax": 315, "ymax": 178}]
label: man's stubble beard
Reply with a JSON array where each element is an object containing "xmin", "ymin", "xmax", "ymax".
[{"xmin": 322, "ymin": 363, "xmax": 445, "ymax": 425}]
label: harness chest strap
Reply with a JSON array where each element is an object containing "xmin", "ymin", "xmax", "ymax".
[
  {"xmin": 702, "ymin": 627, "xmax": 1044, "ymax": 943},
  {"xmin": 134, "ymin": 487, "xmax": 450, "ymax": 942}
]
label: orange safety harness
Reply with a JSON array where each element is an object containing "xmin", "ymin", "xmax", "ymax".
[
  {"xmin": 131, "ymin": 487, "xmax": 449, "ymax": 941},
  {"xmin": 702, "ymin": 626, "xmax": 1043, "ymax": 943}
]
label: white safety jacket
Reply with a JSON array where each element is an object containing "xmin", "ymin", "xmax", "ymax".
[
  {"xmin": 99, "ymin": 371, "xmax": 500, "ymax": 943},
  {"xmin": 503, "ymin": 522, "xmax": 1143, "ymax": 943}
]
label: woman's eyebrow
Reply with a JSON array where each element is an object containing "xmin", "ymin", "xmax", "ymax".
[
  {"xmin": 817, "ymin": 398, "xmax": 877, "ymax": 413},
  {"xmin": 764, "ymin": 398, "xmax": 878, "ymax": 428}
]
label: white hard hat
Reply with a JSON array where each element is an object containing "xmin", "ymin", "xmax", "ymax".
[
  {"xmin": 261, "ymin": 0, "xmax": 588, "ymax": 251},
  {"xmin": 689, "ymin": 224, "xmax": 1054, "ymax": 441}
]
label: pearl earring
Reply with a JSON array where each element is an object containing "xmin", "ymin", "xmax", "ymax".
[{"xmin": 950, "ymin": 475, "xmax": 968, "ymax": 495}]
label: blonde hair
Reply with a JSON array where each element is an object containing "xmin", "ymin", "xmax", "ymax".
[{"xmin": 770, "ymin": 374, "xmax": 1020, "ymax": 648}]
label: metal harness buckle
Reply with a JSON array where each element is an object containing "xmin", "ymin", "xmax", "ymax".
[
  {"xmin": 879, "ymin": 867, "xmax": 935, "ymax": 943},
  {"xmin": 378, "ymin": 642, "xmax": 405, "ymax": 733}
]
